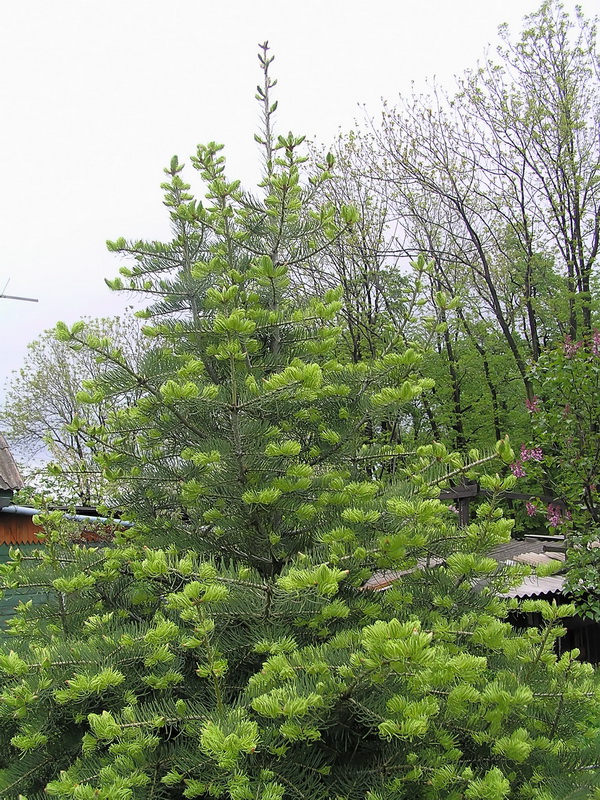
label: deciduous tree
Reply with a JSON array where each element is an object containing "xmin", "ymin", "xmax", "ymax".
[{"xmin": 0, "ymin": 311, "xmax": 144, "ymax": 504}]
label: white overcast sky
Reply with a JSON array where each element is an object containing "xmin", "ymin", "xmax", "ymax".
[{"xmin": 0, "ymin": 0, "xmax": 595, "ymax": 393}]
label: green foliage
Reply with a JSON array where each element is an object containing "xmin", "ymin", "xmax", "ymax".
[{"xmin": 0, "ymin": 35, "xmax": 599, "ymax": 800}]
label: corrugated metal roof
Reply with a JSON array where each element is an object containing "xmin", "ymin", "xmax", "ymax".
[
  {"xmin": 0, "ymin": 436, "xmax": 23, "ymax": 492},
  {"xmin": 489, "ymin": 537, "xmax": 567, "ymax": 598},
  {"xmin": 499, "ymin": 574, "xmax": 566, "ymax": 598}
]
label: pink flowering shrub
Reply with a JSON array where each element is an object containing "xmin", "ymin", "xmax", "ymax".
[
  {"xmin": 563, "ymin": 335, "xmax": 583, "ymax": 358},
  {"xmin": 509, "ymin": 444, "xmax": 543, "ymax": 479},
  {"xmin": 527, "ymin": 334, "xmax": 600, "ymax": 617}
]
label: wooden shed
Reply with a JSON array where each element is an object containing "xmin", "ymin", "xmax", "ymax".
[{"xmin": 0, "ymin": 436, "xmax": 40, "ymax": 625}]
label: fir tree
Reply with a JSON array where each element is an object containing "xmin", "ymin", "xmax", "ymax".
[{"xmin": 0, "ymin": 45, "xmax": 598, "ymax": 800}]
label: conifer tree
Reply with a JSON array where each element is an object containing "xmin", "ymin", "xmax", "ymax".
[{"xmin": 0, "ymin": 44, "xmax": 598, "ymax": 800}]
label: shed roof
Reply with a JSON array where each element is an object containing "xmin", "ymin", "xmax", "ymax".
[
  {"xmin": 0, "ymin": 436, "xmax": 23, "ymax": 492},
  {"xmin": 364, "ymin": 536, "xmax": 568, "ymax": 598},
  {"xmin": 490, "ymin": 537, "xmax": 548, "ymax": 562}
]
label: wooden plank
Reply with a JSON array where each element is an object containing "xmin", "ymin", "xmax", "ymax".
[
  {"xmin": 439, "ymin": 484, "xmax": 479, "ymax": 499},
  {"xmin": 0, "ymin": 514, "xmax": 42, "ymax": 545},
  {"xmin": 439, "ymin": 485, "xmax": 565, "ymax": 505}
]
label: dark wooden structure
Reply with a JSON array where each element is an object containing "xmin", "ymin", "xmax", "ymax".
[{"xmin": 439, "ymin": 481, "xmax": 566, "ymax": 527}]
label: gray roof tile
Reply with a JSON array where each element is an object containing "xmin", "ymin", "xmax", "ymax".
[{"xmin": 0, "ymin": 435, "xmax": 23, "ymax": 491}]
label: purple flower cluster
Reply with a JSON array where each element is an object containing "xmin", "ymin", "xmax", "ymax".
[
  {"xmin": 520, "ymin": 444, "xmax": 543, "ymax": 462},
  {"xmin": 593, "ymin": 329, "xmax": 600, "ymax": 356},
  {"xmin": 546, "ymin": 503, "xmax": 563, "ymax": 527},
  {"xmin": 510, "ymin": 461, "xmax": 526, "ymax": 477},
  {"xmin": 525, "ymin": 396, "xmax": 540, "ymax": 413},
  {"xmin": 546, "ymin": 503, "xmax": 571, "ymax": 527},
  {"xmin": 525, "ymin": 500, "xmax": 571, "ymax": 526},
  {"xmin": 510, "ymin": 444, "xmax": 544, "ymax": 478},
  {"xmin": 564, "ymin": 335, "xmax": 583, "ymax": 358}
]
